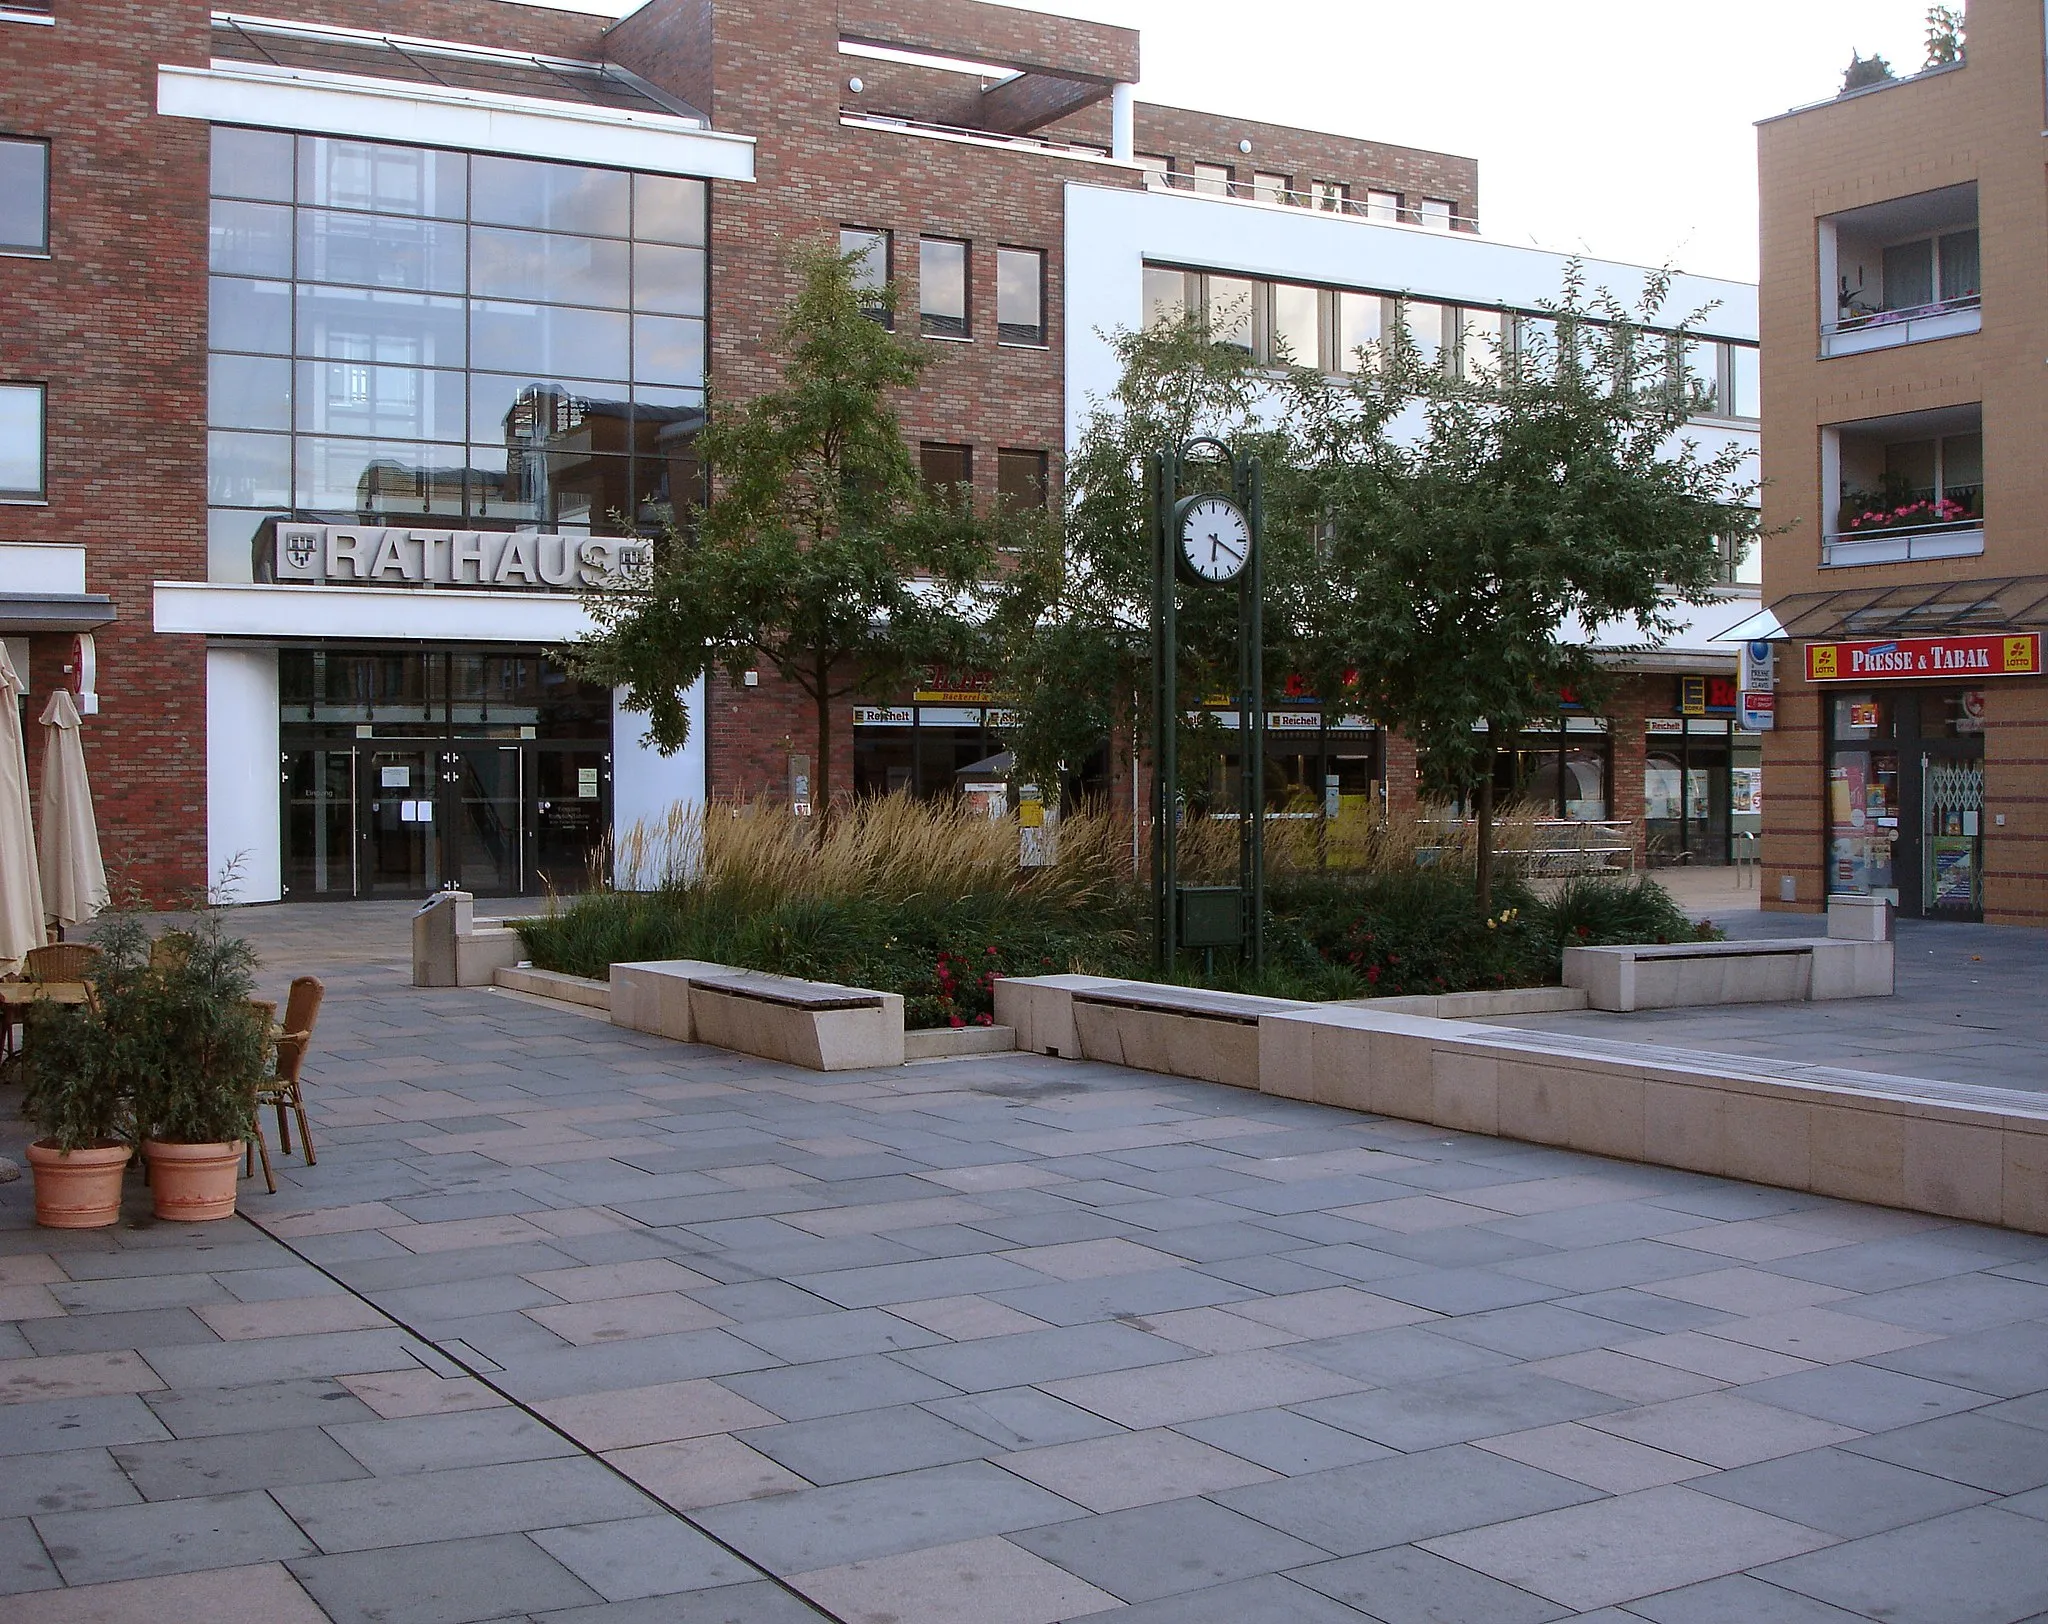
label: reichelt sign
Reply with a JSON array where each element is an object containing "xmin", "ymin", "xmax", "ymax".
[
  {"xmin": 1804, "ymin": 633, "xmax": 2041, "ymax": 683},
  {"xmin": 275, "ymin": 525, "xmax": 649, "ymax": 591}
]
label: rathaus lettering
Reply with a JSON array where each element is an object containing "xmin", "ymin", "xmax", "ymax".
[{"xmin": 273, "ymin": 526, "xmax": 649, "ymax": 592}]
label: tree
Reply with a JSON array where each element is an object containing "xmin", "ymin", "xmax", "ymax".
[
  {"xmin": 1317, "ymin": 266, "xmax": 1758, "ymax": 910},
  {"xmin": 1924, "ymin": 5, "xmax": 1965, "ymax": 67},
  {"xmin": 569, "ymin": 244, "xmax": 1006, "ymax": 823},
  {"xmin": 982, "ymin": 301, "xmax": 1332, "ymax": 798},
  {"xmin": 1841, "ymin": 50, "xmax": 1896, "ymax": 93}
]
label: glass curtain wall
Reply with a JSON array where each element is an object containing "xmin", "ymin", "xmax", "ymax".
[{"xmin": 207, "ymin": 127, "xmax": 707, "ymax": 580}]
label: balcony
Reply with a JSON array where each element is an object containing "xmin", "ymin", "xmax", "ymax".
[
  {"xmin": 1821, "ymin": 404, "xmax": 1984, "ymax": 568},
  {"xmin": 1139, "ymin": 167, "xmax": 1476, "ymax": 232},
  {"xmin": 1818, "ymin": 184, "xmax": 1979, "ymax": 358}
]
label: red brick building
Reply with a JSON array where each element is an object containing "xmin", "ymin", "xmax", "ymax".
[{"xmin": 0, "ymin": 0, "xmax": 1757, "ymax": 904}]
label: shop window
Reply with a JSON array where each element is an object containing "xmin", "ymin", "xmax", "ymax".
[
  {"xmin": 0, "ymin": 383, "xmax": 45, "ymax": 500},
  {"xmin": 997, "ymin": 448, "xmax": 1047, "ymax": 510},
  {"xmin": 996, "ymin": 246, "xmax": 1045, "ymax": 346},
  {"xmin": 919, "ymin": 441, "xmax": 972, "ymax": 503},
  {"xmin": 0, "ymin": 138, "xmax": 48, "ymax": 256},
  {"xmin": 919, "ymin": 236, "xmax": 969, "ymax": 339},
  {"xmin": 840, "ymin": 226, "xmax": 891, "ymax": 327}
]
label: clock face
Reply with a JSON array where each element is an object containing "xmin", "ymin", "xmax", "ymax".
[{"xmin": 1179, "ymin": 497, "xmax": 1251, "ymax": 583}]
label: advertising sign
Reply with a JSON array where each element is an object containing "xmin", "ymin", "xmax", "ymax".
[
  {"xmin": 1739, "ymin": 691, "xmax": 1776, "ymax": 731},
  {"xmin": 1805, "ymin": 633, "xmax": 2041, "ymax": 683}
]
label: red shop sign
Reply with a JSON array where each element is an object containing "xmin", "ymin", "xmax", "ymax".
[{"xmin": 1805, "ymin": 633, "xmax": 2041, "ymax": 683}]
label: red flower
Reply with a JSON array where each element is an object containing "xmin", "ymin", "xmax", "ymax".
[{"xmin": 949, "ymin": 1015, "xmax": 965, "ymax": 1028}]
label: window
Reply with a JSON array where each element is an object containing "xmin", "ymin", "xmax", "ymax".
[
  {"xmin": 1191, "ymin": 163, "xmax": 1232, "ymax": 197},
  {"xmin": 996, "ymin": 247, "xmax": 1045, "ymax": 345},
  {"xmin": 1336, "ymin": 290, "xmax": 1383, "ymax": 371},
  {"xmin": 0, "ymin": 138, "xmax": 49, "ymax": 255},
  {"xmin": 1828, "ymin": 404, "xmax": 1984, "ymax": 564},
  {"xmin": 1143, "ymin": 266, "xmax": 1193, "ymax": 329},
  {"xmin": 1729, "ymin": 343, "xmax": 1760, "ymax": 420},
  {"xmin": 1268, "ymin": 282, "xmax": 1321, "ymax": 368},
  {"xmin": 1676, "ymin": 337, "xmax": 1723, "ymax": 417},
  {"xmin": 919, "ymin": 236, "xmax": 968, "ymax": 339},
  {"xmin": 1419, "ymin": 198, "xmax": 1454, "ymax": 231},
  {"xmin": 1454, "ymin": 308, "xmax": 1504, "ymax": 380},
  {"xmin": 840, "ymin": 227, "xmax": 891, "ymax": 326},
  {"xmin": 1204, "ymin": 275, "xmax": 1255, "ymax": 351},
  {"xmin": 1403, "ymin": 300, "xmax": 1446, "ymax": 371},
  {"xmin": 1364, "ymin": 189, "xmax": 1400, "ymax": 221},
  {"xmin": 1135, "ymin": 155, "xmax": 1171, "ymax": 191},
  {"xmin": 920, "ymin": 441, "xmax": 972, "ymax": 501},
  {"xmin": 997, "ymin": 448, "xmax": 1047, "ymax": 510},
  {"xmin": 1315, "ymin": 181, "xmax": 1350, "ymax": 212},
  {"xmin": 0, "ymin": 383, "xmax": 45, "ymax": 500},
  {"xmin": 1253, "ymin": 171, "xmax": 1293, "ymax": 205}
]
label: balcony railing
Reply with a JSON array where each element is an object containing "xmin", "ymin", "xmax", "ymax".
[
  {"xmin": 1141, "ymin": 169, "xmax": 1476, "ymax": 232},
  {"xmin": 1824, "ymin": 489, "xmax": 1985, "ymax": 567},
  {"xmin": 1821, "ymin": 293, "xmax": 1980, "ymax": 357}
]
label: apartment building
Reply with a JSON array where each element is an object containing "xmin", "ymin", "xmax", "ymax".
[
  {"xmin": 0, "ymin": 0, "xmax": 1757, "ymax": 903},
  {"xmin": 1756, "ymin": 0, "xmax": 2044, "ymax": 924}
]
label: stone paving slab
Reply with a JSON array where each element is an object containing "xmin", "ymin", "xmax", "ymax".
[{"xmin": 2, "ymin": 910, "xmax": 2047, "ymax": 1620}]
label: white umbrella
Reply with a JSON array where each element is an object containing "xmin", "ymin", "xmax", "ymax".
[
  {"xmin": 0, "ymin": 644, "xmax": 43, "ymax": 968},
  {"xmin": 38, "ymin": 686, "xmax": 108, "ymax": 932}
]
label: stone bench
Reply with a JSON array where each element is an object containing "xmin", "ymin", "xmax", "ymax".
[
  {"xmin": 411, "ymin": 892, "xmax": 544, "ymax": 988},
  {"xmin": 995, "ymin": 977, "xmax": 1309, "ymax": 1090},
  {"xmin": 1257, "ymin": 1002, "xmax": 2047, "ymax": 1233},
  {"xmin": 610, "ymin": 959, "xmax": 904, "ymax": 1071},
  {"xmin": 1562, "ymin": 937, "xmax": 1893, "ymax": 1011}
]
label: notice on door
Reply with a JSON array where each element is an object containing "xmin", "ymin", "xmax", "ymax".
[
  {"xmin": 381, "ymin": 766, "xmax": 410, "ymax": 788},
  {"xmin": 577, "ymin": 767, "xmax": 600, "ymax": 799}
]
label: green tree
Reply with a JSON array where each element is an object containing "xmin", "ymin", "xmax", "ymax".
[
  {"xmin": 1924, "ymin": 4, "xmax": 1965, "ymax": 67},
  {"xmin": 982, "ymin": 298, "xmax": 1334, "ymax": 797},
  {"xmin": 1318, "ymin": 265, "xmax": 1758, "ymax": 909},
  {"xmin": 1841, "ymin": 49, "xmax": 1897, "ymax": 92},
  {"xmin": 569, "ymin": 244, "xmax": 1009, "ymax": 822}
]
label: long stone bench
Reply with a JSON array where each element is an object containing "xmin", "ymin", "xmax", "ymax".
[
  {"xmin": 994, "ymin": 978, "xmax": 1310, "ymax": 1090},
  {"xmin": 1562, "ymin": 937, "xmax": 1893, "ymax": 1011},
  {"xmin": 610, "ymin": 959, "xmax": 904, "ymax": 1071},
  {"xmin": 993, "ymin": 973, "xmax": 2047, "ymax": 1233}
]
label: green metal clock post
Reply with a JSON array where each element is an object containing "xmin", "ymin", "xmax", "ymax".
[{"xmin": 1149, "ymin": 438, "xmax": 1264, "ymax": 975}]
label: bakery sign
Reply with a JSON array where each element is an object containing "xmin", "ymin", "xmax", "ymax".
[
  {"xmin": 275, "ymin": 525, "xmax": 649, "ymax": 591},
  {"xmin": 1804, "ymin": 633, "xmax": 2041, "ymax": 683}
]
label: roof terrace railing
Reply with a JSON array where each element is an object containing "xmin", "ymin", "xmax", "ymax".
[{"xmin": 1140, "ymin": 168, "xmax": 1476, "ymax": 232}]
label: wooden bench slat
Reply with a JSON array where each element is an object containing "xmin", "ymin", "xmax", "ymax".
[{"xmin": 692, "ymin": 972, "xmax": 884, "ymax": 1011}]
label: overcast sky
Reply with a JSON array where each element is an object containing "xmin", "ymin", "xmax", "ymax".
[{"xmin": 566, "ymin": 0, "xmax": 1941, "ymax": 284}]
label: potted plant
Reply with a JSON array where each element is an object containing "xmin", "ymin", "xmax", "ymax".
[
  {"xmin": 20, "ymin": 933, "xmax": 138, "ymax": 1229},
  {"xmin": 133, "ymin": 913, "xmax": 268, "ymax": 1222}
]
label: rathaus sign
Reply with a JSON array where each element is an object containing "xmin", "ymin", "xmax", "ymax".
[{"xmin": 274, "ymin": 525, "xmax": 650, "ymax": 592}]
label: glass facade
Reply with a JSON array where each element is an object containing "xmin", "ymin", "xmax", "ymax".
[{"xmin": 206, "ymin": 127, "xmax": 707, "ymax": 581}]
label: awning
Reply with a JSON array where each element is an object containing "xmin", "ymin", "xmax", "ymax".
[
  {"xmin": 0, "ymin": 593, "xmax": 118, "ymax": 634},
  {"xmin": 1726, "ymin": 576, "xmax": 2048, "ymax": 643}
]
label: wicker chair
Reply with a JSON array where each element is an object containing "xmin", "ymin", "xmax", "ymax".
[
  {"xmin": 242, "ymin": 998, "xmax": 278, "ymax": 1194},
  {"xmin": 24, "ymin": 942, "xmax": 100, "ymax": 983},
  {"xmin": 260, "ymin": 976, "xmax": 324, "ymax": 1169}
]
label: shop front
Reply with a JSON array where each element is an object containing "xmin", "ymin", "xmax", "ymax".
[
  {"xmin": 1645, "ymin": 677, "xmax": 1765, "ymax": 866},
  {"xmin": 1809, "ymin": 632, "xmax": 2039, "ymax": 921}
]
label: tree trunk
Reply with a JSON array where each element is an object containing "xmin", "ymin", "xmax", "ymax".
[{"xmin": 1474, "ymin": 720, "xmax": 1496, "ymax": 916}]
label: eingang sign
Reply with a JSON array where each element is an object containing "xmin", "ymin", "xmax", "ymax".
[
  {"xmin": 1804, "ymin": 633, "xmax": 2041, "ymax": 683},
  {"xmin": 275, "ymin": 525, "xmax": 648, "ymax": 591}
]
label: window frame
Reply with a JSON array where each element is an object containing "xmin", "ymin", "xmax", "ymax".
[
  {"xmin": 840, "ymin": 225, "xmax": 893, "ymax": 329},
  {"xmin": 1191, "ymin": 162, "xmax": 1233, "ymax": 198},
  {"xmin": 0, "ymin": 381, "xmax": 47, "ymax": 502},
  {"xmin": 918, "ymin": 235, "xmax": 970, "ymax": 341},
  {"xmin": 919, "ymin": 440, "xmax": 973, "ymax": 502},
  {"xmin": 995, "ymin": 245, "xmax": 1047, "ymax": 348},
  {"xmin": 996, "ymin": 447, "xmax": 1049, "ymax": 511},
  {"xmin": 0, "ymin": 135, "xmax": 51, "ymax": 257}
]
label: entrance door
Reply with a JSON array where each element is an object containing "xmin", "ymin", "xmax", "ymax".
[
  {"xmin": 445, "ymin": 744, "xmax": 523, "ymax": 897},
  {"xmin": 362, "ymin": 747, "xmax": 438, "ymax": 895},
  {"xmin": 533, "ymin": 747, "xmax": 611, "ymax": 893},
  {"xmin": 283, "ymin": 745, "xmax": 356, "ymax": 898},
  {"xmin": 1920, "ymin": 744, "xmax": 1985, "ymax": 920}
]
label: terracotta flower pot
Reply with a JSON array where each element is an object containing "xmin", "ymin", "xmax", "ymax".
[
  {"xmin": 142, "ymin": 1140, "xmax": 241, "ymax": 1222},
  {"xmin": 26, "ymin": 1140, "xmax": 132, "ymax": 1229}
]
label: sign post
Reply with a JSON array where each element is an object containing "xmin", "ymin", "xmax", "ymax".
[{"xmin": 1739, "ymin": 639, "xmax": 1777, "ymax": 733}]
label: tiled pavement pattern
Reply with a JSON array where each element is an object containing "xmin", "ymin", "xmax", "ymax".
[{"xmin": 0, "ymin": 924, "xmax": 2045, "ymax": 1621}]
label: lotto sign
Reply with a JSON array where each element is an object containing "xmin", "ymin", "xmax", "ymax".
[{"xmin": 1804, "ymin": 633, "xmax": 2041, "ymax": 683}]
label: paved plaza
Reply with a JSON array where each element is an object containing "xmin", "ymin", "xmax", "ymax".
[{"xmin": 2, "ymin": 907, "xmax": 2047, "ymax": 1622}]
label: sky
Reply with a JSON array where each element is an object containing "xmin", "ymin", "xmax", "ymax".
[{"xmin": 552, "ymin": 0, "xmax": 1940, "ymax": 284}]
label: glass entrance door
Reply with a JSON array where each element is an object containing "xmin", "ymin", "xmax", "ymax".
[
  {"xmin": 362, "ymin": 747, "xmax": 438, "ymax": 895},
  {"xmin": 447, "ymin": 745, "xmax": 524, "ymax": 897},
  {"xmin": 533, "ymin": 747, "xmax": 610, "ymax": 893},
  {"xmin": 284, "ymin": 745, "xmax": 357, "ymax": 899},
  {"xmin": 1921, "ymin": 745, "xmax": 1985, "ymax": 919}
]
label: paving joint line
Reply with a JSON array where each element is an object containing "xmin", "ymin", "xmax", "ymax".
[{"xmin": 230, "ymin": 1209, "xmax": 853, "ymax": 1624}]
